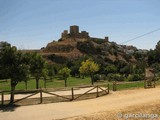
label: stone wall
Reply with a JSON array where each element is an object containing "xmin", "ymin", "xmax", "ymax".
[{"xmin": 61, "ymin": 25, "xmax": 89, "ymax": 39}]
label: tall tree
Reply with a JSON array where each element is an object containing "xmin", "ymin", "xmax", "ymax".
[
  {"xmin": 79, "ymin": 59, "xmax": 99, "ymax": 85},
  {"xmin": 42, "ymin": 67, "xmax": 48, "ymax": 88},
  {"xmin": 0, "ymin": 42, "xmax": 29, "ymax": 104},
  {"xmin": 48, "ymin": 65, "xmax": 55, "ymax": 80},
  {"xmin": 30, "ymin": 53, "xmax": 46, "ymax": 89},
  {"xmin": 59, "ymin": 67, "xmax": 71, "ymax": 87}
]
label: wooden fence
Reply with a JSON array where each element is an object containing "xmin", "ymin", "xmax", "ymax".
[
  {"xmin": 0, "ymin": 84, "xmax": 109, "ymax": 106},
  {"xmin": 144, "ymin": 78, "xmax": 156, "ymax": 88}
]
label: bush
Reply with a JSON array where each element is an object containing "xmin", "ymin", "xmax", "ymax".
[
  {"xmin": 107, "ymin": 73, "xmax": 124, "ymax": 81},
  {"xmin": 127, "ymin": 74, "xmax": 144, "ymax": 81},
  {"xmin": 93, "ymin": 74, "xmax": 101, "ymax": 82},
  {"xmin": 101, "ymin": 74, "xmax": 107, "ymax": 80},
  {"xmin": 47, "ymin": 54, "xmax": 68, "ymax": 64},
  {"xmin": 93, "ymin": 74, "xmax": 107, "ymax": 81},
  {"xmin": 77, "ymin": 41, "xmax": 101, "ymax": 55}
]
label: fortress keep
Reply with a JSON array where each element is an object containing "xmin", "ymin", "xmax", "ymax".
[
  {"xmin": 61, "ymin": 25, "xmax": 109, "ymax": 42},
  {"xmin": 61, "ymin": 25, "xmax": 89, "ymax": 39}
]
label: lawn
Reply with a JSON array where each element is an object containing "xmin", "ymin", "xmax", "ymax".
[
  {"xmin": 110, "ymin": 81, "xmax": 145, "ymax": 90},
  {"xmin": 0, "ymin": 76, "xmax": 92, "ymax": 91},
  {"xmin": 0, "ymin": 76, "xmax": 160, "ymax": 91}
]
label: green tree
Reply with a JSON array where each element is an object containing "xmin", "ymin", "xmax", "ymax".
[
  {"xmin": 59, "ymin": 67, "xmax": 71, "ymax": 87},
  {"xmin": 48, "ymin": 65, "xmax": 55, "ymax": 80},
  {"xmin": 105, "ymin": 64, "xmax": 117, "ymax": 75},
  {"xmin": 30, "ymin": 53, "xmax": 46, "ymax": 89},
  {"xmin": 120, "ymin": 65, "xmax": 132, "ymax": 77},
  {"xmin": 42, "ymin": 67, "xmax": 49, "ymax": 88},
  {"xmin": 70, "ymin": 65, "xmax": 80, "ymax": 77},
  {"xmin": 22, "ymin": 52, "xmax": 32, "ymax": 89},
  {"xmin": 79, "ymin": 59, "xmax": 99, "ymax": 85},
  {"xmin": 0, "ymin": 42, "xmax": 30, "ymax": 104}
]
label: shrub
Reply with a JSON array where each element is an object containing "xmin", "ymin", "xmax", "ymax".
[
  {"xmin": 101, "ymin": 74, "xmax": 107, "ymax": 80},
  {"xmin": 77, "ymin": 41, "xmax": 101, "ymax": 55},
  {"xmin": 127, "ymin": 74, "xmax": 144, "ymax": 81},
  {"xmin": 107, "ymin": 73, "xmax": 124, "ymax": 81},
  {"xmin": 47, "ymin": 54, "xmax": 68, "ymax": 64},
  {"xmin": 93, "ymin": 74, "xmax": 101, "ymax": 82}
]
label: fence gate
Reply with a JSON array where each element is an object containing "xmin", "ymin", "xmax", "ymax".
[{"xmin": 144, "ymin": 68, "xmax": 155, "ymax": 88}]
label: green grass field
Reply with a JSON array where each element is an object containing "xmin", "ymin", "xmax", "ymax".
[
  {"xmin": 0, "ymin": 77, "xmax": 92, "ymax": 91},
  {"xmin": 0, "ymin": 76, "xmax": 160, "ymax": 91}
]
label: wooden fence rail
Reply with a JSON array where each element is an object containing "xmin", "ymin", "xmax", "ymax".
[
  {"xmin": 73, "ymin": 86, "xmax": 97, "ymax": 100},
  {"xmin": 0, "ymin": 84, "xmax": 109, "ymax": 106}
]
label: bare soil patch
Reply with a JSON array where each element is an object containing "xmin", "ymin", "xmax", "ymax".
[{"xmin": 0, "ymin": 86, "xmax": 160, "ymax": 120}]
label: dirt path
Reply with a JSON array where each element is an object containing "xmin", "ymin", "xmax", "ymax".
[{"xmin": 0, "ymin": 87, "xmax": 160, "ymax": 120}]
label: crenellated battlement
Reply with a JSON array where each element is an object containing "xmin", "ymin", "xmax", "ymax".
[
  {"xmin": 61, "ymin": 25, "xmax": 89, "ymax": 39},
  {"xmin": 61, "ymin": 25, "xmax": 109, "ymax": 43}
]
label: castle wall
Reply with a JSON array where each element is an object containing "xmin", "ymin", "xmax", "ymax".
[
  {"xmin": 81, "ymin": 31, "xmax": 89, "ymax": 38},
  {"xmin": 61, "ymin": 30, "xmax": 68, "ymax": 38},
  {"xmin": 61, "ymin": 25, "xmax": 90, "ymax": 39},
  {"xmin": 70, "ymin": 25, "xmax": 79, "ymax": 36},
  {"xmin": 105, "ymin": 36, "xmax": 109, "ymax": 42}
]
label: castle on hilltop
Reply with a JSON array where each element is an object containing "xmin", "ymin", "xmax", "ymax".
[
  {"xmin": 61, "ymin": 25, "xmax": 89, "ymax": 39},
  {"xmin": 61, "ymin": 25, "xmax": 109, "ymax": 42}
]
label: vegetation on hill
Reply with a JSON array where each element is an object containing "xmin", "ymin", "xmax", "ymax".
[
  {"xmin": 40, "ymin": 36, "xmax": 159, "ymax": 82},
  {"xmin": 1, "ymin": 37, "xmax": 160, "ymax": 104}
]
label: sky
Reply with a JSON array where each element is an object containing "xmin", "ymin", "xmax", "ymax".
[{"xmin": 0, "ymin": 0, "xmax": 160, "ymax": 50}]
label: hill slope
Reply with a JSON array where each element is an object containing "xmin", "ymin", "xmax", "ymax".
[{"xmin": 41, "ymin": 36, "xmax": 146, "ymax": 65}]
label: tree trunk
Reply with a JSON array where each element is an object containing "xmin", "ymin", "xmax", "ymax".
[
  {"xmin": 82, "ymin": 74, "xmax": 84, "ymax": 79},
  {"xmin": 10, "ymin": 85, "xmax": 15, "ymax": 105},
  {"xmin": 65, "ymin": 78, "xmax": 67, "ymax": 87},
  {"xmin": 25, "ymin": 81, "xmax": 28, "ymax": 90},
  {"xmin": 90, "ymin": 74, "xmax": 94, "ymax": 85},
  {"xmin": 36, "ymin": 77, "xmax": 39, "ymax": 89},
  {"xmin": 44, "ymin": 78, "xmax": 46, "ymax": 88},
  {"xmin": 78, "ymin": 74, "xmax": 80, "ymax": 78}
]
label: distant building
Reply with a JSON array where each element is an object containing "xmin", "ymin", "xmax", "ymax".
[
  {"xmin": 61, "ymin": 25, "xmax": 110, "ymax": 43},
  {"xmin": 70, "ymin": 25, "xmax": 79, "ymax": 36},
  {"xmin": 104, "ymin": 36, "xmax": 109, "ymax": 42},
  {"xmin": 61, "ymin": 25, "xmax": 89, "ymax": 39}
]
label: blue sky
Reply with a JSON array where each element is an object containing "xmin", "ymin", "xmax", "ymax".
[{"xmin": 0, "ymin": 0, "xmax": 160, "ymax": 50}]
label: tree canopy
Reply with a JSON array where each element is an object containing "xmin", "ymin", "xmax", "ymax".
[
  {"xmin": 59, "ymin": 67, "xmax": 71, "ymax": 87},
  {"xmin": 79, "ymin": 59, "xmax": 99, "ymax": 85},
  {"xmin": 30, "ymin": 53, "xmax": 46, "ymax": 89},
  {"xmin": 0, "ymin": 42, "xmax": 30, "ymax": 104}
]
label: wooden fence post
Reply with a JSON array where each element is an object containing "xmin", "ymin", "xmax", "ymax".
[
  {"xmin": 113, "ymin": 81, "xmax": 117, "ymax": 91},
  {"xmin": 1, "ymin": 91, "xmax": 4, "ymax": 105},
  {"xmin": 108, "ymin": 84, "xmax": 110, "ymax": 94},
  {"xmin": 96, "ymin": 86, "xmax": 99, "ymax": 97},
  {"xmin": 40, "ymin": 88, "xmax": 42, "ymax": 103},
  {"xmin": 71, "ymin": 88, "xmax": 74, "ymax": 101},
  {"xmin": 153, "ymin": 79, "xmax": 156, "ymax": 88},
  {"xmin": 115, "ymin": 81, "xmax": 117, "ymax": 91},
  {"xmin": 144, "ymin": 79, "xmax": 146, "ymax": 88}
]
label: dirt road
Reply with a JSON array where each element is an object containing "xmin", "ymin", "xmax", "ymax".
[{"xmin": 0, "ymin": 87, "xmax": 160, "ymax": 120}]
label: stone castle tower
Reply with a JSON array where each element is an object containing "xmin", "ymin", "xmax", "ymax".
[
  {"xmin": 70, "ymin": 25, "xmax": 79, "ymax": 36},
  {"xmin": 61, "ymin": 25, "xmax": 109, "ymax": 42},
  {"xmin": 61, "ymin": 25, "xmax": 89, "ymax": 39}
]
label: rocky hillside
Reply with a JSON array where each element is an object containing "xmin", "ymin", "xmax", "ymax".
[
  {"xmin": 38, "ymin": 25, "xmax": 148, "ymax": 65},
  {"xmin": 41, "ymin": 37, "xmax": 147, "ymax": 65}
]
